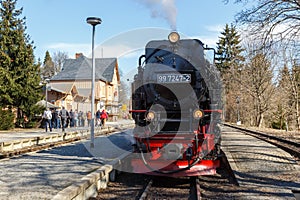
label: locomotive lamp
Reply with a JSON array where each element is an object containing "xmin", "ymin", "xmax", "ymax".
[
  {"xmin": 193, "ymin": 109, "xmax": 204, "ymax": 119},
  {"xmin": 87, "ymin": 16, "xmax": 101, "ymax": 148},
  {"xmin": 168, "ymin": 31, "xmax": 180, "ymax": 43},
  {"xmin": 146, "ymin": 111, "xmax": 155, "ymax": 121}
]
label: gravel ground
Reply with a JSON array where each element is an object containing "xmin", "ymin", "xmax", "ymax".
[
  {"xmin": 146, "ymin": 176, "xmax": 191, "ymax": 200},
  {"xmin": 241, "ymin": 126, "xmax": 300, "ymax": 143},
  {"xmin": 93, "ymin": 172, "xmax": 150, "ymax": 200},
  {"xmin": 93, "ymin": 157, "xmax": 239, "ymax": 200},
  {"xmin": 93, "ymin": 172, "xmax": 193, "ymax": 200}
]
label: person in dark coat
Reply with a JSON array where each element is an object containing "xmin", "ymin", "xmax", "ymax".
[
  {"xmin": 96, "ymin": 110, "xmax": 101, "ymax": 126},
  {"xmin": 51, "ymin": 109, "xmax": 58, "ymax": 128},
  {"xmin": 59, "ymin": 107, "xmax": 69, "ymax": 132}
]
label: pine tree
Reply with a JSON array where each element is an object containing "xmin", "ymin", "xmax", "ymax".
[
  {"xmin": 0, "ymin": 0, "xmax": 43, "ymax": 128},
  {"xmin": 215, "ymin": 24, "xmax": 245, "ymax": 122},
  {"xmin": 41, "ymin": 50, "xmax": 55, "ymax": 79},
  {"xmin": 215, "ymin": 24, "xmax": 244, "ymax": 74}
]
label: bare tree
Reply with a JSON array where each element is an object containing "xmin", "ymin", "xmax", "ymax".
[
  {"xmin": 52, "ymin": 51, "xmax": 68, "ymax": 74},
  {"xmin": 266, "ymin": 44, "xmax": 300, "ymax": 131},
  {"xmin": 290, "ymin": 62, "xmax": 300, "ymax": 130},
  {"xmin": 119, "ymin": 80, "xmax": 130, "ymax": 105},
  {"xmin": 275, "ymin": 64, "xmax": 291, "ymax": 130},
  {"xmin": 240, "ymin": 43, "xmax": 276, "ymax": 127},
  {"xmin": 283, "ymin": 51, "xmax": 300, "ymax": 130},
  {"xmin": 224, "ymin": 0, "xmax": 300, "ymax": 44}
]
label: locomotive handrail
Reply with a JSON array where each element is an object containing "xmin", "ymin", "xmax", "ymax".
[
  {"xmin": 129, "ymin": 109, "xmax": 222, "ymax": 113},
  {"xmin": 204, "ymin": 46, "xmax": 216, "ymax": 64},
  {"xmin": 138, "ymin": 54, "xmax": 145, "ymax": 66},
  {"xmin": 203, "ymin": 109, "xmax": 222, "ymax": 113},
  {"xmin": 129, "ymin": 110, "xmax": 147, "ymax": 113},
  {"xmin": 158, "ymin": 118, "xmax": 190, "ymax": 122}
]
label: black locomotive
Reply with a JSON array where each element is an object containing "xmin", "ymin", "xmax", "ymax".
[{"xmin": 130, "ymin": 32, "xmax": 222, "ymax": 177}]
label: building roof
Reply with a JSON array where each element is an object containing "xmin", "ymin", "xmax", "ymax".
[
  {"xmin": 76, "ymin": 88, "xmax": 91, "ymax": 98},
  {"xmin": 49, "ymin": 82, "xmax": 74, "ymax": 94},
  {"xmin": 51, "ymin": 56, "xmax": 118, "ymax": 82}
]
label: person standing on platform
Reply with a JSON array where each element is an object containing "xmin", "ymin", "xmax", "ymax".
[
  {"xmin": 86, "ymin": 111, "xmax": 92, "ymax": 127},
  {"xmin": 69, "ymin": 109, "xmax": 74, "ymax": 127},
  {"xmin": 59, "ymin": 106, "xmax": 69, "ymax": 132},
  {"xmin": 96, "ymin": 109, "xmax": 101, "ymax": 126},
  {"xmin": 42, "ymin": 108, "xmax": 52, "ymax": 132},
  {"xmin": 55, "ymin": 109, "xmax": 61, "ymax": 129},
  {"xmin": 78, "ymin": 111, "xmax": 83, "ymax": 127},
  {"xmin": 51, "ymin": 109, "xmax": 58, "ymax": 129},
  {"xmin": 81, "ymin": 111, "xmax": 85, "ymax": 127},
  {"xmin": 100, "ymin": 109, "xmax": 108, "ymax": 127},
  {"xmin": 74, "ymin": 109, "xmax": 78, "ymax": 127}
]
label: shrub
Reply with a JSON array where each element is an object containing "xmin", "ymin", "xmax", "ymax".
[
  {"xmin": 0, "ymin": 108, "xmax": 14, "ymax": 130},
  {"xmin": 271, "ymin": 121, "xmax": 286, "ymax": 130}
]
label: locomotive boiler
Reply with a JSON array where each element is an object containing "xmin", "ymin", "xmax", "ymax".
[{"xmin": 130, "ymin": 32, "xmax": 222, "ymax": 177}]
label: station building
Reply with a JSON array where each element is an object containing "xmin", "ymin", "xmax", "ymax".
[{"xmin": 46, "ymin": 53, "xmax": 120, "ymax": 121}]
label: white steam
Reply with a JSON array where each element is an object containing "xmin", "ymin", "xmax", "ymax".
[{"xmin": 137, "ymin": 0, "xmax": 177, "ymax": 30}]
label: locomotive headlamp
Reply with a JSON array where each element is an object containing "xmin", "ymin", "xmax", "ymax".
[
  {"xmin": 193, "ymin": 109, "xmax": 204, "ymax": 119},
  {"xmin": 168, "ymin": 31, "xmax": 180, "ymax": 43},
  {"xmin": 146, "ymin": 111, "xmax": 155, "ymax": 121}
]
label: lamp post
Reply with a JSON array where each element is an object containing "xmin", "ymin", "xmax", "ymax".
[
  {"xmin": 45, "ymin": 78, "xmax": 50, "ymax": 109},
  {"xmin": 87, "ymin": 17, "xmax": 102, "ymax": 148}
]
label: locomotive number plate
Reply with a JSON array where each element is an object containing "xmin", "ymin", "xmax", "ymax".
[{"xmin": 157, "ymin": 74, "xmax": 191, "ymax": 83}]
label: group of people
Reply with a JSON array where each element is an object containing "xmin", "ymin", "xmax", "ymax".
[{"xmin": 42, "ymin": 107, "xmax": 109, "ymax": 132}]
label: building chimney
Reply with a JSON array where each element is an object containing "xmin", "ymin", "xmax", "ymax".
[{"xmin": 75, "ymin": 53, "xmax": 83, "ymax": 59}]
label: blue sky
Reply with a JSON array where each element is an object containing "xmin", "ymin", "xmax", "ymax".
[{"xmin": 16, "ymin": 0, "xmax": 247, "ymax": 76}]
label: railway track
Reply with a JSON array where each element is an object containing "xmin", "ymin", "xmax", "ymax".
[
  {"xmin": 96, "ymin": 173, "xmax": 199, "ymax": 200},
  {"xmin": 141, "ymin": 176, "xmax": 199, "ymax": 200},
  {"xmin": 93, "ymin": 151, "xmax": 237, "ymax": 200},
  {"xmin": 224, "ymin": 123, "xmax": 300, "ymax": 160}
]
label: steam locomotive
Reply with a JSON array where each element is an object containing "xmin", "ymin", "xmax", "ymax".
[{"xmin": 130, "ymin": 32, "xmax": 222, "ymax": 177}]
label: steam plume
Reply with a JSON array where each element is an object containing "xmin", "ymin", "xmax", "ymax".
[{"xmin": 137, "ymin": 0, "xmax": 177, "ymax": 31}]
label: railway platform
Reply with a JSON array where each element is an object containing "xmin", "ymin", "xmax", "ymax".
[
  {"xmin": 0, "ymin": 119, "xmax": 134, "ymax": 143},
  {"xmin": 222, "ymin": 126, "xmax": 300, "ymax": 200},
  {"xmin": 0, "ymin": 119, "xmax": 135, "ymax": 199}
]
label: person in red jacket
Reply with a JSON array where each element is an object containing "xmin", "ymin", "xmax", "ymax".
[{"xmin": 100, "ymin": 109, "xmax": 108, "ymax": 127}]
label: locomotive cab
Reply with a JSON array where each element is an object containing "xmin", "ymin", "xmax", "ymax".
[{"xmin": 130, "ymin": 32, "xmax": 222, "ymax": 177}]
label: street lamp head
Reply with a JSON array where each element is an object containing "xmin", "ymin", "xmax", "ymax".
[{"xmin": 86, "ymin": 17, "xmax": 102, "ymax": 26}]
